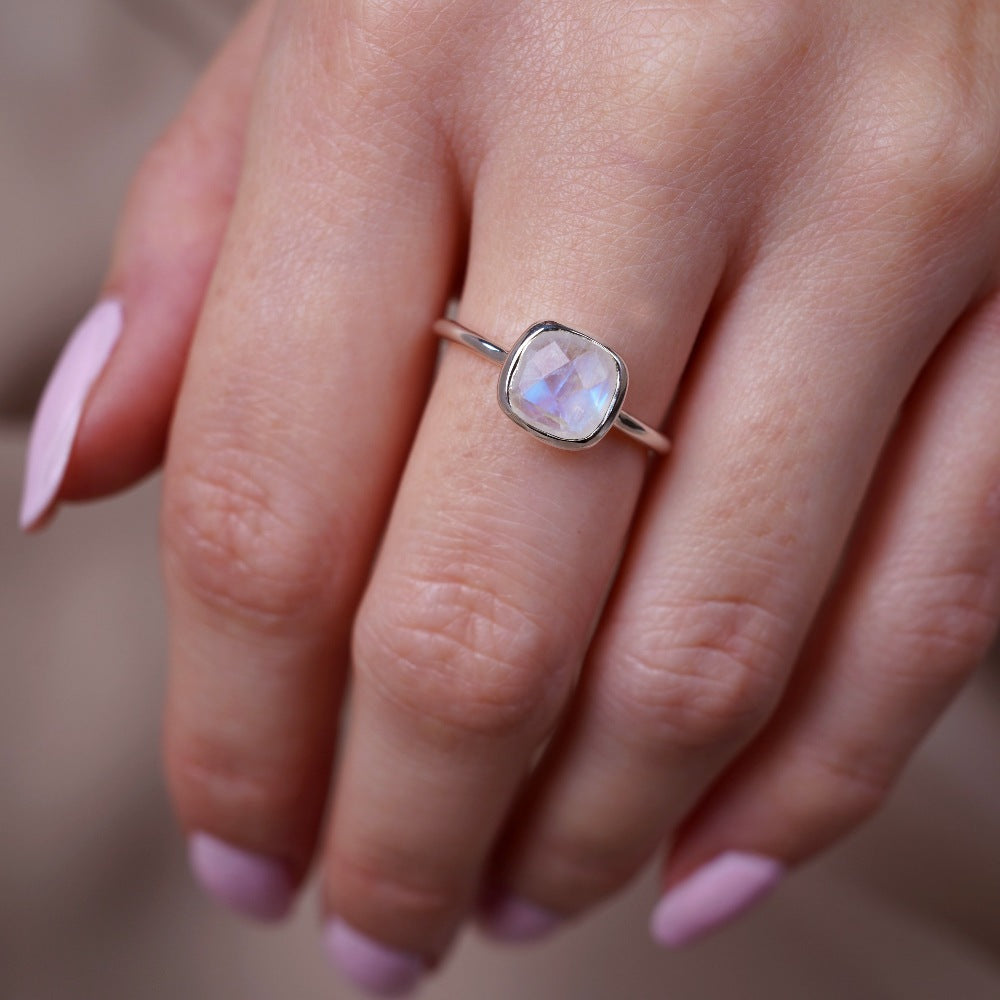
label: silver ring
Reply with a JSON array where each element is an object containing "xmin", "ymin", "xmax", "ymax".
[{"xmin": 433, "ymin": 318, "xmax": 671, "ymax": 455}]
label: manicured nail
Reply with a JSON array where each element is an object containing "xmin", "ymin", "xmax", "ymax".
[
  {"xmin": 477, "ymin": 892, "xmax": 561, "ymax": 943},
  {"xmin": 187, "ymin": 832, "xmax": 294, "ymax": 922},
  {"xmin": 19, "ymin": 300, "xmax": 123, "ymax": 530},
  {"xmin": 323, "ymin": 918, "xmax": 425, "ymax": 997},
  {"xmin": 650, "ymin": 851, "xmax": 784, "ymax": 948}
]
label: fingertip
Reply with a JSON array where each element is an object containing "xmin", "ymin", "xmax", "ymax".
[
  {"xmin": 188, "ymin": 832, "xmax": 296, "ymax": 922},
  {"xmin": 322, "ymin": 918, "xmax": 426, "ymax": 997},
  {"xmin": 476, "ymin": 891, "xmax": 562, "ymax": 943},
  {"xmin": 649, "ymin": 851, "xmax": 785, "ymax": 948},
  {"xmin": 19, "ymin": 300, "xmax": 124, "ymax": 531}
]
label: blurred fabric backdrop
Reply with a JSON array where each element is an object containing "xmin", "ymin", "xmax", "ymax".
[{"xmin": 2, "ymin": 2, "xmax": 999, "ymax": 998}]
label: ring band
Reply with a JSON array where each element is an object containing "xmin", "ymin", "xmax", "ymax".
[{"xmin": 433, "ymin": 318, "xmax": 671, "ymax": 455}]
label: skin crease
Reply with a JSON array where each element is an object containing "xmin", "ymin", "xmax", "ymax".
[{"xmin": 34, "ymin": 0, "xmax": 1000, "ymax": 984}]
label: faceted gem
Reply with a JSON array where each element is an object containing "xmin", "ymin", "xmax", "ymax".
[{"xmin": 506, "ymin": 327, "xmax": 620, "ymax": 442}]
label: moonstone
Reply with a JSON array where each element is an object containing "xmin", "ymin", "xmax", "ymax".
[{"xmin": 507, "ymin": 327, "xmax": 619, "ymax": 442}]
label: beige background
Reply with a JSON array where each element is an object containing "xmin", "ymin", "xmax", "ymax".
[{"xmin": 2, "ymin": 2, "xmax": 999, "ymax": 997}]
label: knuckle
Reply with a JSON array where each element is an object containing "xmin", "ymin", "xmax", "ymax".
[
  {"xmin": 352, "ymin": 0, "xmax": 472, "ymax": 28},
  {"xmin": 162, "ymin": 446, "xmax": 341, "ymax": 632},
  {"xmin": 330, "ymin": 846, "xmax": 458, "ymax": 932},
  {"xmin": 789, "ymin": 745, "xmax": 890, "ymax": 832},
  {"xmin": 621, "ymin": 0, "xmax": 802, "ymax": 76},
  {"xmin": 606, "ymin": 1, "xmax": 808, "ymax": 139},
  {"xmin": 612, "ymin": 593, "xmax": 787, "ymax": 750},
  {"xmin": 527, "ymin": 829, "xmax": 646, "ymax": 907},
  {"xmin": 134, "ymin": 114, "xmax": 235, "ymax": 215},
  {"xmin": 881, "ymin": 566, "xmax": 1000, "ymax": 683},
  {"xmin": 135, "ymin": 128, "xmax": 191, "ymax": 190},
  {"xmin": 696, "ymin": 0, "xmax": 811, "ymax": 85},
  {"xmin": 338, "ymin": 0, "xmax": 473, "ymax": 75},
  {"xmin": 167, "ymin": 731, "xmax": 306, "ymax": 826},
  {"xmin": 133, "ymin": 135, "xmax": 176, "ymax": 199},
  {"xmin": 354, "ymin": 570, "xmax": 572, "ymax": 740},
  {"xmin": 896, "ymin": 97, "xmax": 997, "ymax": 208},
  {"xmin": 852, "ymin": 43, "xmax": 1000, "ymax": 229}
]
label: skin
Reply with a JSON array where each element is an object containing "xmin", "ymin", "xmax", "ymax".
[{"xmin": 51, "ymin": 0, "xmax": 1000, "ymax": 971}]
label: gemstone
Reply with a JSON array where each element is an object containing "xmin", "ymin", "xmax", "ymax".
[{"xmin": 505, "ymin": 326, "xmax": 621, "ymax": 443}]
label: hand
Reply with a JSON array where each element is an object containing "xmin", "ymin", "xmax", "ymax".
[{"xmin": 23, "ymin": 1, "xmax": 1000, "ymax": 994}]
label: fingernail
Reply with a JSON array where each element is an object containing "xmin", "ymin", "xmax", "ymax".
[
  {"xmin": 650, "ymin": 851, "xmax": 784, "ymax": 948},
  {"xmin": 19, "ymin": 300, "xmax": 123, "ymax": 530},
  {"xmin": 323, "ymin": 918, "xmax": 425, "ymax": 997},
  {"xmin": 187, "ymin": 832, "xmax": 295, "ymax": 922},
  {"xmin": 477, "ymin": 892, "xmax": 561, "ymax": 943}
]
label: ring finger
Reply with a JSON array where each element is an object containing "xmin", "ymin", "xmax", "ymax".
[{"xmin": 320, "ymin": 143, "xmax": 726, "ymax": 990}]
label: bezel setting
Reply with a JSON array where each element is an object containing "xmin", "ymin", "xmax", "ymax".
[{"xmin": 498, "ymin": 320, "xmax": 629, "ymax": 450}]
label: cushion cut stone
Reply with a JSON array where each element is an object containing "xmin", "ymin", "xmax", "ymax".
[{"xmin": 506, "ymin": 327, "xmax": 620, "ymax": 442}]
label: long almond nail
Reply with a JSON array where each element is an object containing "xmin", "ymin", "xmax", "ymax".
[
  {"xmin": 20, "ymin": 300, "xmax": 123, "ymax": 530},
  {"xmin": 323, "ymin": 918, "xmax": 425, "ymax": 997},
  {"xmin": 650, "ymin": 851, "xmax": 784, "ymax": 948},
  {"xmin": 188, "ymin": 833, "xmax": 295, "ymax": 922}
]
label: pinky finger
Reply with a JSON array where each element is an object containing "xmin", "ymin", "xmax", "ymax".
[
  {"xmin": 19, "ymin": 0, "xmax": 272, "ymax": 529},
  {"xmin": 651, "ymin": 292, "xmax": 1000, "ymax": 948}
]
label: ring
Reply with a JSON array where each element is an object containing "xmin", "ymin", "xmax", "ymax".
[{"xmin": 433, "ymin": 318, "xmax": 671, "ymax": 454}]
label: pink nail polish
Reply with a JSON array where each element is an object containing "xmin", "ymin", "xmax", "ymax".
[
  {"xmin": 188, "ymin": 833, "xmax": 294, "ymax": 922},
  {"xmin": 477, "ymin": 893, "xmax": 561, "ymax": 943},
  {"xmin": 650, "ymin": 851, "xmax": 784, "ymax": 948},
  {"xmin": 19, "ymin": 300, "xmax": 123, "ymax": 530},
  {"xmin": 323, "ymin": 918, "xmax": 425, "ymax": 997}
]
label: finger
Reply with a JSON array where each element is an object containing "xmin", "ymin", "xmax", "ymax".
[
  {"xmin": 321, "ymin": 121, "xmax": 727, "ymax": 984},
  {"xmin": 482, "ymin": 205, "xmax": 989, "ymax": 935},
  {"xmin": 160, "ymin": 3, "xmax": 461, "ymax": 923},
  {"xmin": 650, "ymin": 292, "xmax": 1000, "ymax": 946},
  {"xmin": 20, "ymin": 0, "xmax": 271, "ymax": 530}
]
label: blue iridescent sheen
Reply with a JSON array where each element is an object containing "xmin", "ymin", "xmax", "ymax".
[{"xmin": 508, "ymin": 329, "xmax": 617, "ymax": 440}]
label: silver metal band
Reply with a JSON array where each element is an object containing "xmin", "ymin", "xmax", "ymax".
[{"xmin": 433, "ymin": 317, "xmax": 671, "ymax": 455}]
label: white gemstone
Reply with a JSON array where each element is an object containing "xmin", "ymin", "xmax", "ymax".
[{"xmin": 507, "ymin": 328, "xmax": 619, "ymax": 441}]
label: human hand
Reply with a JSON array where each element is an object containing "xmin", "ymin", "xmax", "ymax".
[{"xmin": 22, "ymin": 1, "xmax": 1000, "ymax": 995}]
